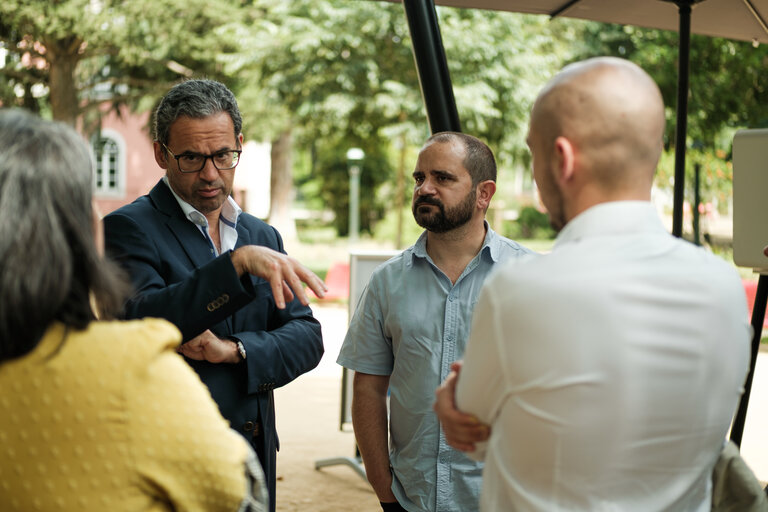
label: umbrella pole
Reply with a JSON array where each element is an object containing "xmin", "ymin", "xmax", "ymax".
[
  {"xmin": 730, "ymin": 273, "xmax": 768, "ymax": 447},
  {"xmin": 402, "ymin": 0, "xmax": 462, "ymax": 134},
  {"xmin": 672, "ymin": 1, "xmax": 693, "ymax": 238}
]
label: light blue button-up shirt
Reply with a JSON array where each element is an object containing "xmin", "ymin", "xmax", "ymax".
[{"xmin": 338, "ymin": 225, "xmax": 534, "ymax": 512}]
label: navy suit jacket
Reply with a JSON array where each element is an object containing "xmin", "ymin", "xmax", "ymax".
[{"xmin": 104, "ymin": 180, "xmax": 323, "ymax": 508}]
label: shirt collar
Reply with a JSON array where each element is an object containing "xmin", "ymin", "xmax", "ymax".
[
  {"xmin": 162, "ymin": 176, "xmax": 241, "ymax": 229},
  {"xmin": 554, "ymin": 201, "xmax": 665, "ymax": 250},
  {"xmin": 411, "ymin": 220, "xmax": 498, "ymax": 262}
]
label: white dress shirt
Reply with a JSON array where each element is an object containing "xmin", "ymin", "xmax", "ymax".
[
  {"xmin": 456, "ymin": 201, "xmax": 751, "ymax": 512},
  {"xmin": 162, "ymin": 176, "xmax": 241, "ymax": 256}
]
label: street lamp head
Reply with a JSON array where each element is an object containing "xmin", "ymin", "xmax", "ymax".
[{"xmin": 346, "ymin": 148, "xmax": 365, "ymax": 162}]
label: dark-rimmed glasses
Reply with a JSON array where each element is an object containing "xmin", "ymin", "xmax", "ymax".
[{"xmin": 162, "ymin": 143, "xmax": 242, "ymax": 173}]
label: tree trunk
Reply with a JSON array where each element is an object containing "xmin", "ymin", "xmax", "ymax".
[
  {"xmin": 269, "ymin": 128, "xmax": 298, "ymax": 243},
  {"xmin": 46, "ymin": 36, "xmax": 82, "ymax": 126},
  {"xmin": 395, "ymin": 131, "xmax": 407, "ymax": 249}
]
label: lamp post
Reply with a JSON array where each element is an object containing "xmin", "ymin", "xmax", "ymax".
[{"xmin": 347, "ymin": 148, "xmax": 365, "ymax": 245}]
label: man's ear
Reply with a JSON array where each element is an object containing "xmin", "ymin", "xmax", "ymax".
[
  {"xmin": 153, "ymin": 141, "xmax": 169, "ymax": 170},
  {"xmin": 476, "ymin": 180, "xmax": 496, "ymax": 210},
  {"xmin": 238, "ymin": 133, "xmax": 244, "ymax": 147},
  {"xmin": 554, "ymin": 136, "xmax": 575, "ymax": 185}
]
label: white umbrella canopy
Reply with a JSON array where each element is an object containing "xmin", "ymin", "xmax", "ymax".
[{"xmin": 410, "ymin": 0, "xmax": 768, "ymax": 44}]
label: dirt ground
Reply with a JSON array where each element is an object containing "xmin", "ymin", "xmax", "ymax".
[
  {"xmin": 274, "ymin": 374, "xmax": 379, "ymax": 512},
  {"xmin": 273, "ymin": 303, "xmax": 380, "ymax": 512}
]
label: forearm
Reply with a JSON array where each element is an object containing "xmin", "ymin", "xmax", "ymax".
[
  {"xmin": 352, "ymin": 372, "xmax": 397, "ymax": 502},
  {"xmin": 455, "ymin": 287, "xmax": 506, "ymax": 458},
  {"xmin": 137, "ymin": 257, "xmax": 252, "ymax": 334},
  {"xmin": 434, "ymin": 364, "xmax": 491, "ymax": 457},
  {"xmin": 232, "ymin": 314, "xmax": 323, "ymax": 393}
]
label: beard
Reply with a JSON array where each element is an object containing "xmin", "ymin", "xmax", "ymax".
[{"xmin": 412, "ymin": 188, "xmax": 476, "ymax": 233}]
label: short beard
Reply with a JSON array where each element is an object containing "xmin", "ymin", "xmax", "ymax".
[{"xmin": 412, "ymin": 188, "xmax": 476, "ymax": 233}]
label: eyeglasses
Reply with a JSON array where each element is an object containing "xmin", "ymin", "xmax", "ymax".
[{"xmin": 162, "ymin": 143, "xmax": 242, "ymax": 173}]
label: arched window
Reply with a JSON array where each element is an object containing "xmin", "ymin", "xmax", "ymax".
[{"xmin": 91, "ymin": 129, "xmax": 125, "ymax": 196}]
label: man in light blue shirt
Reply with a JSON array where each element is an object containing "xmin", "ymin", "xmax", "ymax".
[{"xmin": 337, "ymin": 132, "xmax": 534, "ymax": 512}]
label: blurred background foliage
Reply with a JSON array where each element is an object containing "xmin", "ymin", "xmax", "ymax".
[{"xmin": 1, "ymin": 0, "xmax": 767, "ymax": 244}]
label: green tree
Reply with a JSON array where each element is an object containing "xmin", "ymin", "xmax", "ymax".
[
  {"xmin": 437, "ymin": 9, "xmax": 577, "ymax": 168},
  {"xmin": 572, "ymin": 23, "xmax": 768, "ymax": 143},
  {"xmin": 233, "ymin": 2, "xmax": 581, "ymax": 237},
  {"xmin": 571, "ymin": 22, "xmax": 768, "ymax": 217},
  {"xmin": 0, "ymin": 0, "xmax": 247, "ymax": 125},
  {"xmin": 226, "ymin": 0, "xmax": 424, "ymax": 237}
]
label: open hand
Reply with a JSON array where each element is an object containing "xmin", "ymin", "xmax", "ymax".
[{"xmin": 230, "ymin": 246, "xmax": 328, "ymax": 308}]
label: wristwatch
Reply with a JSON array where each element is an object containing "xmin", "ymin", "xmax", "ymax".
[{"xmin": 236, "ymin": 341, "xmax": 247, "ymax": 360}]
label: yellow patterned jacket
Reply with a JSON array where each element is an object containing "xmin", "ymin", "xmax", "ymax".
[{"xmin": 0, "ymin": 318, "xmax": 252, "ymax": 511}]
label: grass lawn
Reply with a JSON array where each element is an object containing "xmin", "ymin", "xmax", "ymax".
[{"xmin": 518, "ymin": 238, "xmax": 556, "ymax": 253}]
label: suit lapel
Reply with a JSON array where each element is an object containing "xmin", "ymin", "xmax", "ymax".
[
  {"xmin": 235, "ymin": 220, "xmax": 251, "ymax": 250},
  {"xmin": 149, "ymin": 180, "xmax": 216, "ymax": 268}
]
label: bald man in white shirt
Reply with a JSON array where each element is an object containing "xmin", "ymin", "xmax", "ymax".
[{"xmin": 434, "ymin": 57, "xmax": 751, "ymax": 512}]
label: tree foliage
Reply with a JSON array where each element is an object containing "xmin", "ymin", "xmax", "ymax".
[
  {"xmin": 571, "ymin": 22, "xmax": 768, "ymax": 216},
  {"xmin": 4, "ymin": 1, "xmax": 763, "ymax": 238},
  {"xmin": 438, "ymin": 9, "xmax": 576, "ymax": 167},
  {"xmin": 572, "ymin": 23, "xmax": 768, "ymax": 144},
  {"xmin": 0, "ymin": 0, "xmax": 247, "ymax": 126},
  {"xmin": 232, "ymin": 0, "xmax": 422, "ymax": 235},
  {"xmin": 237, "ymin": 1, "xmax": 579, "ymax": 235}
]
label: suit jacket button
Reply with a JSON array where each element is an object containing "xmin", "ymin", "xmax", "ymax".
[{"xmin": 243, "ymin": 421, "xmax": 254, "ymax": 432}]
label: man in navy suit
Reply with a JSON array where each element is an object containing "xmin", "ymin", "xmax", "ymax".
[{"xmin": 104, "ymin": 79, "xmax": 326, "ymax": 512}]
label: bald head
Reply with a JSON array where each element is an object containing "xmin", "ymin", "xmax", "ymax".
[{"xmin": 531, "ymin": 57, "xmax": 665, "ymax": 195}]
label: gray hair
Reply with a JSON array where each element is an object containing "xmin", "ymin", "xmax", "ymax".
[
  {"xmin": 154, "ymin": 79, "xmax": 242, "ymax": 145},
  {"xmin": 0, "ymin": 109, "xmax": 129, "ymax": 362},
  {"xmin": 425, "ymin": 132, "xmax": 497, "ymax": 185}
]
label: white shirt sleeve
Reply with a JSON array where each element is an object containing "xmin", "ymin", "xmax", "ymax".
[{"xmin": 456, "ymin": 280, "xmax": 507, "ymax": 460}]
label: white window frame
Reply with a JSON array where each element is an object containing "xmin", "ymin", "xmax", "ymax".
[{"xmin": 91, "ymin": 128, "xmax": 126, "ymax": 197}]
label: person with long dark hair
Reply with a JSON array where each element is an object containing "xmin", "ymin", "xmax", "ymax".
[{"xmin": 0, "ymin": 109, "xmax": 266, "ymax": 511}]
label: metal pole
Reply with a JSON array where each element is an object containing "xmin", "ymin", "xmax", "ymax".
[
  {"xmin": 347, "ymin": 148, "xmax": 364, "ymax": 245},
  {"xmin": 693, "ymin": 162, "xmax": 701, "ymax": 245},
  {"xmin": 731, "ymin": 273, "xmax": 768, "ymax": 447},
  {"xmin": 672, "ymin": 1, "xmax": 693, "ymax": 238},
  {"xmin": 349, "ymin": 164, "xmax": 361, "ymax": 244},
  {"xmin": 402, "ymin": 0, "xmax": 461, "ymax": 133}
]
